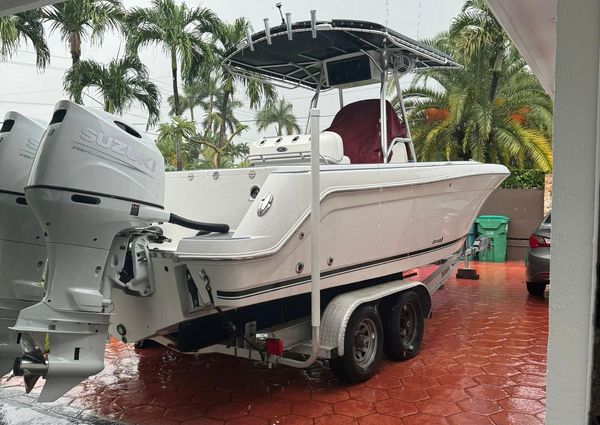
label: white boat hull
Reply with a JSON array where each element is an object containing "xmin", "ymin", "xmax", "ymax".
[{"xmin": 110, "ymin": 161, "xmax": 507, "ymax": 343}]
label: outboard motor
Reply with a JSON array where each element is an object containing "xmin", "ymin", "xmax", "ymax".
[
  {"xmin": 0, "ymin": 113, "xmax": 46, "ymax": 377},
  {"xmin": 11, "ymin": 101, "xmax": 170, "ymax": 401}
]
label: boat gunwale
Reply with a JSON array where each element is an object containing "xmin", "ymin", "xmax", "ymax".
[
  {"xmin": 166, "ymin": 171, "xmax": 508, "ymax": 261},
  {"xmin": 213, "ymin": 236, "xmax": 466, "ymax": 300}
]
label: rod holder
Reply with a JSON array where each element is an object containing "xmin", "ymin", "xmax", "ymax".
[
  {"xmin": 264, "ymin": 18, "xmax": 272, "ymax": 44},
  {"xmin": 310, "ymin": 10, "xmax": 317, "ymax": 38},
  {"xmin": 245, "ymin": 27, "xmax": 254, "ymax": 51},
  {"xmin": 286, "ymin": 13, "xmax": 293, "ymax": 40}
]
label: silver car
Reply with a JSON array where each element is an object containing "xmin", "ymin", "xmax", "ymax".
[{"xmin": 525, "ymin": 212, "xmax": 551, "ymax": 296}]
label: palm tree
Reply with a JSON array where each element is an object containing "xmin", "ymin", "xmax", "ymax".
[
  {"xmin": 63, "ymin": 55, "xmax": 161, "ymax": 126},
  {"xmin": 43, "ymin": 0, "xmax": 123, "ymax": 66},
  {"xmin": 401, "ymin": 32, "xmax": 553, "ymax": 171},
  {"xmin": 202, "ymin": 91, "xmax": 243, "ymax": 137},
  {"xmin": 157, "ymin": 115, "xmax": 197, "ymax": 169},
  {"xmin": 167, "ymin": 75, "xmax": 219, "ymax": 121},
  {"xmin": 202, "ymin": 18, "xmax": 277, "ymax": 151},
  {"xmin": 255, "ymin": 99, "xmax": 301, "ymax": 136},
  {"xmin": 157, "ymin": 115, "xmax": 248, "ymax": 169},
  {"xmin": 165, "ymin": 76, "xmax": 248, "ymax": 168},
  {"xmin": 0, "ymin": 9, "xmax": 50, "ymax": 69},
  {"xmin": 125, "ymin": 0, "xmax": 219, "ymax": 170},
  {"xmin": 450, "ymin": 0, "xmax": 510, "ymax": 104}
]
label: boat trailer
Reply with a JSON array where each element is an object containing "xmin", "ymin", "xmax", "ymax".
[{"xmin": 149, "ymin": 238, "xmax": 489, "ymax": 374}]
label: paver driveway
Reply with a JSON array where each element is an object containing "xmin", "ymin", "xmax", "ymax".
[{"xmin": 0, "ymin": 261, "xmax": 548, "ymax": 424}]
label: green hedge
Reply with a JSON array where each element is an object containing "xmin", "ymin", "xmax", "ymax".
[{"xmin": 500, "ymin": 169, "xmax": 546, "ymax": 189}]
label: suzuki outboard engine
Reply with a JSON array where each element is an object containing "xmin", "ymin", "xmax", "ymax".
[
  {"xmin": 12, "ymin": 101, "xmax": 170, "ymax": 401},
  {"xmin": 0, "ymin": 112, "xmax": 46, "ymax": 376}
]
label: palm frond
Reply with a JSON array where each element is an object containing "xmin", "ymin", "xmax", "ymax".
[
  {"xmin": 0, "ymin": 9, "xmax": 49, "ymax": 69},
  {"xmin": 64, "ymin": 55, "xmax": 161, "ymax": 126}
]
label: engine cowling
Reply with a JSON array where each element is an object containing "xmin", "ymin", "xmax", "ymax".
[
  {"xmin": 0, "ymin": 112, "xmax": 46, "ymax": 376},
  {"xmin": 12, "ymin": 101, "xmax": 167, "ymax": 401},
  {"xmin": 28, "ymin": 100, "xmax": 165, "ymax": 208}
]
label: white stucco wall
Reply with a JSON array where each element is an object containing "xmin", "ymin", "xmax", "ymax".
[{"xmin": 546, "ymin": 0, "xmax": 600, "ymax": 422}]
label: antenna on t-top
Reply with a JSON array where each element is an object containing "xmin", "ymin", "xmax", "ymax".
[{"xmin": 275, "ymin": 2, "xmax": 285, "ymax": 25}]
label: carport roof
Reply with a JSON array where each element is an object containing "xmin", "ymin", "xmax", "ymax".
[
  {"xmin": 485, "ymin": 0, "xmax": 557, "ymax": 98},
  {"xmin": 0, "ymin": 0, "xmax": 63, "ymax": 17}
]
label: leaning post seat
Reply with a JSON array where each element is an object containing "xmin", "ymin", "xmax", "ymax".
[
  {"xmin": 325, "ymin": 99, "xmax": 406, "ymax": 164},
  {"xmin": 247, "ymin": 131, "xmax": 350, "ymax": 166}
]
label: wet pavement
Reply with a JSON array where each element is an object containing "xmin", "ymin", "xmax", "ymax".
[
  {"xmin": 0, "ymin": 261, "xmax": 548, "ymax": 424},
  {"xmin": 0, "ymin": 386, "xmax": 119, "ymax": 424}
]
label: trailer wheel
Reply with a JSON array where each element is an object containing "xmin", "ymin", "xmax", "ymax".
[
  {"xmin": 330, "ymin": 304, "xmax": 383, "ymax": 383},
  {"xmin": 383, "ymin": 291, "xmax": 424, "ymax": 361},
  {"xmin": 527, "ymin": 282, "xmax": 546, "ymax": 297}
]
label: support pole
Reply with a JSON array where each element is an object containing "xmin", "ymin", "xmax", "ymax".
[
  {"xmin": 338, "ymin": 88, "xmax": 344, "ymax": 109},
  {"xmin": 278, "ymin": 108, "xmax": 321, "ymax": 368},
  {"xmin": 380, "ymin": 45, "xmax": 388, "ymax": 162},
  {"xmin": 394, "ymin": 71, "xmax": 416, "ymax": 162},
  {"xmin": 394, "ymin": 72, "xmax": 411, "ymax": 139},
  {"xmin": 309, "ymin": 108, "xmax": 321, "ymax": 329},
  {"xmin": 379, "ymin": 73, "xmax": 388, "ymax": 162},
  {"xmin": 304, "ymin": 74, "xmax": 322, "ymax": 134}
]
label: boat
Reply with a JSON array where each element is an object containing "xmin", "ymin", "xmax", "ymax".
[
  {"xmin": 0, "ymin": 113, "xmax": 46, "ymax": 376},
  {"xmin": 7, "ymin": 13, "xmax": 509, "ymax": 401}
]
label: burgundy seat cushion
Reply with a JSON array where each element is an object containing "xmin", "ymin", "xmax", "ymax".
[{"xmin": 325, "ymin": 99, "xmax": 406, "ymax": 164}]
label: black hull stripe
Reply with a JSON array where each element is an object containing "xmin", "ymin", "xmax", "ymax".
[
  {"xmin": 216, "ymin": 235, "xmax": 465, "ymax": 300},
  {"xmin": 0, "ymin": 189, "xmax": 25, "ymax": 197},
  {"xmin": 25, "ymin": 184, "xmax": 164, "ymax": 210}
]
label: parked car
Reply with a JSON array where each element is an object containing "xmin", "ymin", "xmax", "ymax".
[{"xmin": 525, "ymin": 212, "xmax": 551, "ymax": 296}]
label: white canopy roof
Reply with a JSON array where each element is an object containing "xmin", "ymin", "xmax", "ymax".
[
  {"xmin": 0, "ymin": 0, "xmax": 63, "ymax": 17},
  {"xmin": 485, "ymin": 0, "xmax": 557, "ymax": 98}
]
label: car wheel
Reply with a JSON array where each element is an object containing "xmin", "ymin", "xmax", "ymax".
[
  {"xmin": 330, "ymin": 304, "xmax": 383, "ymax": 383},
  {"xmin": 527, "ymin": 282, "xmax": 547, "ymax": 297}
]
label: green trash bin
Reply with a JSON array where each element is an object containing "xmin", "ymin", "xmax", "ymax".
[{"xmin": 475, "ymin": 215, "xmax": 510, "ymax": 262}]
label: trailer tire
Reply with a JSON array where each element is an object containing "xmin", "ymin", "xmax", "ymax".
[
  {"xmin": 527, "ymin": 282, "xmax": 546, "ymax": 297},
  {"xmin": 330, "ymin": 304, "xmax": 383, "ymax": 383},
  {"xmin": 383, "ymin": 291, "xmax": 424, "ymax": 361}
]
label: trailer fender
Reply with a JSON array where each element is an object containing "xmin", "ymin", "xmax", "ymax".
[{"xmin": 320, "ymin": 281, "xmax": 431, "ymax": 357}]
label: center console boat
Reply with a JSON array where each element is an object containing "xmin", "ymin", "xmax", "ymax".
[{"xmin": 5, "ymin": 13, "xmax": 509, "ymax": 401}]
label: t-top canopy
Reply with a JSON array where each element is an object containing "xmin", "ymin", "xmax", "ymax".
[{"xmin": 223, "ymin": 18, "xmax": 461, "ymax": 91}]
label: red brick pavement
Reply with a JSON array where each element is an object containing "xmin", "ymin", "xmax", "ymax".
[{"xmin": 2, "ymin": 261, "xmax": 548, "ymax": 424}]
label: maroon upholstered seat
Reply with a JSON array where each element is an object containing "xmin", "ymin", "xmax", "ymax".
[{"xmin": 325, "ymin": 99, "xmax": 406, "ymax": 164}]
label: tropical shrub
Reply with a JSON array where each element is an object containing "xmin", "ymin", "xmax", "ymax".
[
  {"xmin": 400, "ymin": 0, "xmax": 553, "ymax": 172},
  {"xmin": 500, "ymin": 169, "xmax": 546, "ymax": 189}
]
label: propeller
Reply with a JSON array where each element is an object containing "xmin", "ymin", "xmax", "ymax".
[{"xmin": 12, "ymin": 333, "xmax": 48, "ymax": 394}]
